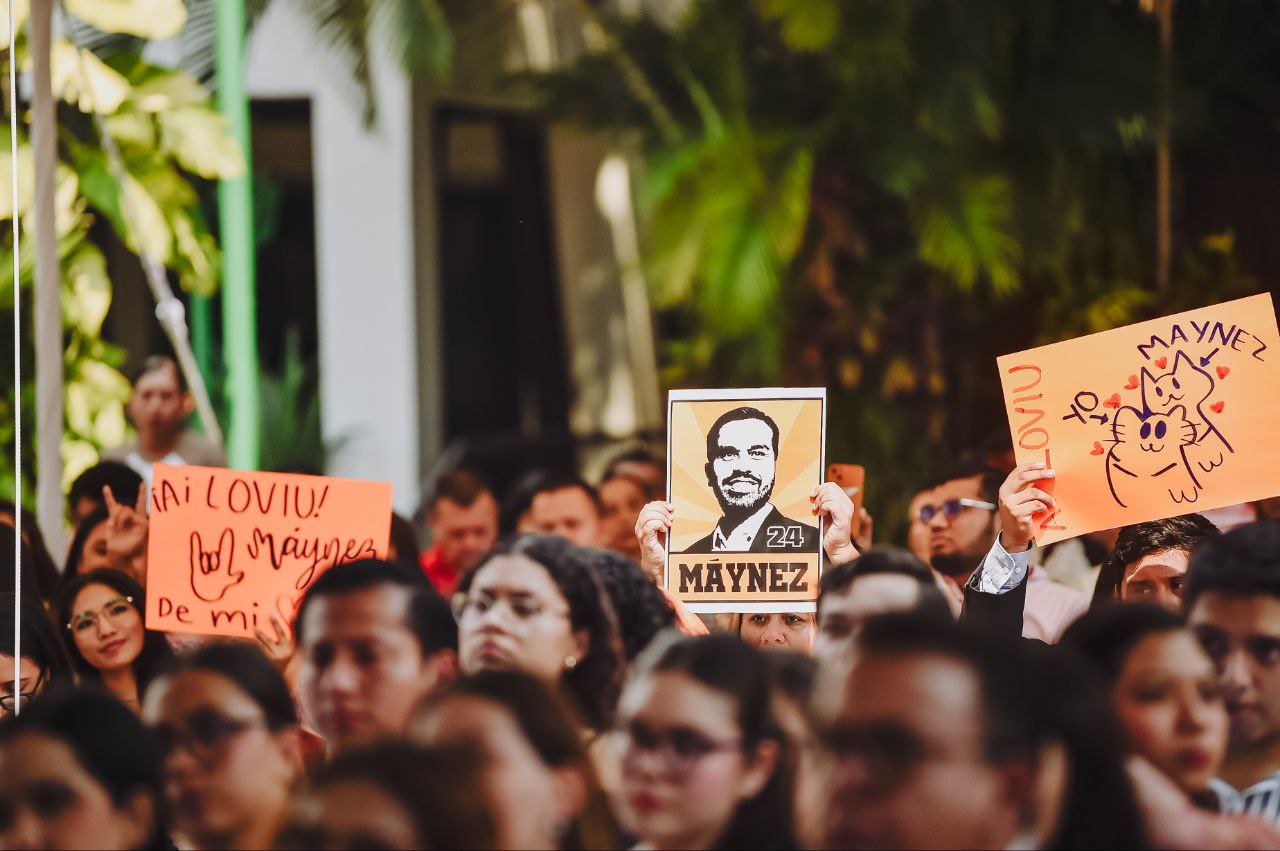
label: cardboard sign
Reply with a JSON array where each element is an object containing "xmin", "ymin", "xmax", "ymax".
[
  {"xmin": 145, "ymin": 464, "xmax": 393, "ymax": 638},
  {"xmin": 997, "ymin": 294, "xmax": 1280, "ymax": 546},
  {"xmin": 665, "ymin": 388, "xmax": 826, "ymax": 613}
]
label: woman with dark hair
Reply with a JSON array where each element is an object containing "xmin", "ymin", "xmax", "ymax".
[
  {"xmin": 413, "ymin": 669, "xmax": 619, "ymax": 849},
  {"xmin": 65, "ymin": 504, "xmax": 113, "ymax": 577},
  {"xmin": 0, "ymin": 687, "xmax": 170, "ymax": 849},
  {"xmin": 277, "ymin": 742, "xmax": 496, "ymax": 850},
  {"xmin": 57, "ymin": 569, "xmax": 174, "ymax": 708},
  {"xmin": 1, "ymin": 592, "xmax": 73, "ymax": 717},
  {"xmin": 582, "ymin": 547, "xmax": 677, "ymax": 660},
  {"xmin": 454, "ymin": 534, "xmax": 625, "ymax": 733},
  {"xmin": 612, "ymin": 632, "xmax": 795, "ymax": 850},
  {"xmin": 143, "ymin": 643, "xmax": 303, "ymax": 850},
  {"xmin": 1091, "ymin": 515, "xmax": 1220, "ymax": 609},
  {"xmin": 1062, "ymin": 603, "xmax": 1228, "ymax": 803},
  {"xmin": 717, "ymin": 612, "xmax": 817, "ymax": 654},
  {"xmin": 0, "ymin": 499, "xmax": 63, "ymax": 607}
]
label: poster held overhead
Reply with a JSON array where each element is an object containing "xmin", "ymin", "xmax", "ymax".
[
  {"xmin": 146, "ymin": 464, "xmax": 394, "ymax": 638},
  {"xmin": 665, "ymin": 388, "xmax": 826, "ymax": 613},
  {"xmin": 997, "ymin": 293, "xmax": 1280, "ymax": 546}
]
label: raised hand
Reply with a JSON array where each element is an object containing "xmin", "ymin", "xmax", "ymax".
[
  {"xmin": 254, "ymin": 614, "xmax": 295, "ymax": 674},
  {"xmin": 811, "ymin": 482, "xmax": 860, "ymax": 565},
  {"xmin": 998, "ymin": 461, "xmax": 1057, "ymax": 553},
  {"xmin": 104, "ymin": 485, "xmax": 150, "ymax": 583},
  {"xmin": 635, "ymin": 501, "xmax": 674, "ymax": 584}
]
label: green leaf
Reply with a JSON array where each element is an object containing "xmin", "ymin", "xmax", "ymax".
[{"xmin": 757, "ymin": 0, "xmax": 839, "ymax": 52}]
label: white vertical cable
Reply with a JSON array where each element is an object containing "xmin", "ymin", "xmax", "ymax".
[{"xmin": 8, "ymin": 0, "xmax": 23, "ymax": 714}]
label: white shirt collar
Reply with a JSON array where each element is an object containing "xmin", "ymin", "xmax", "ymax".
[{"xmin": 711, "ymin": 502, "xmax": 775, "ymax": 551}]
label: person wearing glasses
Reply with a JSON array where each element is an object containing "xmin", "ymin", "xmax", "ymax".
[
  {"xmin": 142, "ymin": 642, "xmax": 303, "ymax": 850},
  {"xmin": 57, "ymin": 569, "xmax": 174, "ymax": 710},
  {"xmin": 453, "ymin": 534, "xmax": 626, "ymax": 737},
  {"xmin": 0, "ymin": 592, "xmax": 72, "ymax": 718},
  {"xmin": 0, "ymin": 688, "xmax": 171, "ymax": 850},
  {"xmin": 611, "ymin": 631, "xmax": 795, "ymax": 850},
  {"xmin": 916, "ymin": 461, "xmax": 1089, "ymax": 643},
  {"xmin": 413, "ymin": 669, "xmax": 619, "ymax": 849}
]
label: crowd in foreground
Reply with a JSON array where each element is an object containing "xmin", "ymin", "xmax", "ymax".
[{"xmin": 5, "ymin": 356, "xmax": 1280, "ymax": 849}]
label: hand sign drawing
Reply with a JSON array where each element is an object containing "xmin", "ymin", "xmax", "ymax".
[{"xmin": 189, "ymin": 529, "xmax": 244, "ymax": 602}]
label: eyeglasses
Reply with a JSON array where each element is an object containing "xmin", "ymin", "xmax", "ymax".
[
  {"xmin": 0, "ymin": 667, "xmax": 47, "ymax": 714},
  {"xmin": 66, "ymin": 596, "xmax": 137, "ymax": 635},
  {"xmin": 619, "ymin": 720, "xmax": 743, "ymax": 774},
  {"xmin": 150, "ymin": 707, "xmax": 264, "ymax": 764},
  {"xmin": 915, "ymin": 498, "xmax": 997, "ymax": 525},
  {"xmin": 451, "ymin": 590, "xmax": 570, "ymax": 625}
]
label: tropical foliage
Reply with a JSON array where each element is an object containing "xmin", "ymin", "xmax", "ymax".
[{"xmin": 0, "ymin": 0, "xmax": 243, "ymax": 499}]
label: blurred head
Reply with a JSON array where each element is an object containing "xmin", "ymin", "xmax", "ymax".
[
  {"xmin": 905, "ymin": 492, "xmax": 932, "ymax": 564},
  {"xmin": 57, "ymin": 570, "xmax": 173, "ymax": 698},
  {"xmin": 296, "ymin": 559, "xmax": 457, "ymax": 751},
  {"xmin": 528, "ymin": 473, "xmax": 602, "ymax": 547},
  {"xmin": 814, "ymin": 547, "xmax": 954, "ymax": 663},
  {"xmin": 67, "ymin": 463, "xmax": 143, "ymax": 529},
  {"xmin": 913, "ymin": 465, "xmax": 1003, "ymax": 579},
  {"xmin": 1, "ymin": 593, "xmax": 73, "ymax": 719},
  {"xmin": 0, "ymin": 688, "xmax": 167, "ymax": 851},
  {"xmin": 413, "ymin": 670, "xmax": 617, "ymax": 850},
  {"xmin": 599, "ymin": 474, "xmax": 651, "ymax": 560},
  {"xmin": 737, "ymin": 613, "xmax": 817, "ymax": 654},
  {"xmin": 385, "ymin": 512, "xmax": 421, "ymax": 573},
  {"xmin": 1062, "ymin": 603, "xmax": 1227, "ymax": 796},
  {"xmin": 277, "ymin": 742, "xmax": 495, "ymax": 851},
  {"xmin": 422, "ymin": 469, "xmax": 498, "ymax": 574},
  {"xmin": 1092, "ymin": 514, "xmax": 1220, "ymax": 609},
  {"xmin": 614, "ymin": 633, "xmax": 792, "ymax": 851},
  {"xmin": 0, "ymin": 501, "xmax": 62, "ymax": 607},
  {"xmin": 127, "ymin": 356, "xmax": 191, "ymax": 446},
  {"xmin": 580, "ymin": 548, "xmax": 676, "ymax": 660},
  {"xmin": 143, "ymin": 644, "xmax": 301, "ymax": 851},
  {"xmin": 456, "ymin": 535, "xmax": 624, "ymax": 731},
  {"xmin": 65, "ymin": 507, "xmax": 112, "ymax": 577},
  {"xmin": 1184, "ymin": 519, "xmax": 1280, "ymax": 753},
  {"xmin": 603, "ymin": 447, "xmax": 665, "ymax": 496},
  {"xmin": 809, "ymin": 615, "xmax": 1041, "ymax": 850},
  {"xmin": 705, "ymin": 408, "xmax": 779, "ymax": 517}
]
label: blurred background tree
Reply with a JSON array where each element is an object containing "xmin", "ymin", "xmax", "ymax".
[{"xmin": 0, "ymin": 0, "xmax": 243, "ymax": 501}]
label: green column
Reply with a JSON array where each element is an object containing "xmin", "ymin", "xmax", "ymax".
[
  {"xmin": 215, "ymin": 0, "xmax": 260, "ymax": 469},
  {"xmin": 189, "ymin": 293, "xmax": 212, "ymax": 432}
]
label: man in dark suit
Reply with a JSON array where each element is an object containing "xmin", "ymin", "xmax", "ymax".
[{"xmin": 682, "ymin": 406, "xmax": 819, "ymax": 553}]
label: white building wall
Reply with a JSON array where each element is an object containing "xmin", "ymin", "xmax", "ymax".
[{"xmin": 245, "ymin": 4, "xmax": 421, "ymax": 513}]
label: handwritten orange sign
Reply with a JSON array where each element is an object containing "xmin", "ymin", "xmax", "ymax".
[
  {"xmin": 997, "ymin": 294, "xmax": 1280, "ymax": 546},
  {"xmin": 145, "ymin": 465, "xmax": 393, "ymax": 638}
]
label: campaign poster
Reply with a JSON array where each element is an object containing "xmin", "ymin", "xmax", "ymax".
[{"xmin": 665, "ymin": 388, "xmax": 826, "ymax": 613}]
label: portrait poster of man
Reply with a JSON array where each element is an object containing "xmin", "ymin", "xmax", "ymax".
[{"xmin": 665, "ymin": 388, "xmax": 826, "ymax": 613}]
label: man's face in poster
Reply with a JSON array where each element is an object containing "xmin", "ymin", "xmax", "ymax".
[{"xmin": 707, "ymin": 417, "xmax": 777, "ymax": 513}]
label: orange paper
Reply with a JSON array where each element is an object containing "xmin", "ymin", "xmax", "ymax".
[
  {"xmin": 997, "ymin": 294, "xmax": 1280, "ymax": 546},
  {"xmin": 145, "ymin": 465, "xmax": 393, "ymax": 638},
  {"xmin": 664, "ymin": 389, "xmax": 826, "ymax": 613}
]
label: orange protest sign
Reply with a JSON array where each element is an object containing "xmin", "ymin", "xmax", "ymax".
[
  {"xmin": 145, "ymin": 464, "xmax": 393, "ymax": 638},
  {"xmin": 997, "ymin": 294, "xmax": 1280, "ymax": 546}
]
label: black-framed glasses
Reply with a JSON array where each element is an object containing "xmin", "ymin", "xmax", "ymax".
[
  {"xmin": 618, "ymin": 720, "xmax": 743, "ymax": 774},
  {"xmin": 150, "ymin": 707, "xmax": 264, "ymax": 763},
  {"xmin": 66, "ymin": 595, "xmax": 137, "ymax": 634},
  {"xmin": 450, "ymin": 590, "xmax": 570, "ymax": 625},
  {"xmin": 915, "ymin": 498, "xmax": 997, "ymax": 524},
  {"xmin": 0, "ymin": 666, "xmax": 47, "ymax": 714}
]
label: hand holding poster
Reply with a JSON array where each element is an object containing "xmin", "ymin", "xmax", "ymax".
[
  {"xmin": 665, "ymin": 388, "xmax": 826, "ymax": 613},
  {"xmin": 146, "ymin": 465, "xmax": 393, "ymax": 638},
  {"xmin": 997, "ymin": 294, "xmax": 1280, "ymax": 546}
]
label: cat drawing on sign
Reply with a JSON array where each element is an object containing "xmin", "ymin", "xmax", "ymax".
[
  {"xmin": 1105, "ymin": 405, "xmax": 1201, "ymax": 508},
  {"xmin": 1140, "ymin": 350, "xmax": 1233, "ymax": 474}
]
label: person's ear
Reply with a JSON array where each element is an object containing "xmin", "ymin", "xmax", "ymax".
[
  {"xmin": 1027, "ymin": 740, "xmax": 1069, "ymax": 847},
  {"xmin": 119, "ymin": 789, "xmax": 157, "ymax": 849},
  {"xmin": 423, "ymin": 648, "xmax": 458, "ymax": 693},
  {"xmin": 572, "ymin": 629, "xmax": 591, "ymax": 665},
  {"xmin": 705, "ymin": 460, "xmax": 715, "ymax": 489},
  {"xmin": 181, "ymin": 393, "xmax": 195, "ymax": 416},
  {"xmin": 995, "ymin": 755, "xmax": 1042, "ymax": 836},
  {"xmin": 736, "ymin": 738, "xmax": 780, "ymax": 801},
  {"xmin": 274, "ymin": 725, "xmax": 306, "ymax": 777}
]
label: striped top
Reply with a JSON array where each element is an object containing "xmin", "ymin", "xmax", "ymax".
[{"xmin": 1214, "ymin": 773, "xmax": 1280, "ymax": 825}]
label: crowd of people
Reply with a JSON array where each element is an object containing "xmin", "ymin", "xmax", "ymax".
[{"xmin": 4, "ymin": 355, "xmax": 1280, "ymax": 849}]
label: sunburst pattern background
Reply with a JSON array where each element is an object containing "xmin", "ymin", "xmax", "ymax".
[{"xmin": 668, "ymin": 397, "xmax": 824, "ymax": 552}]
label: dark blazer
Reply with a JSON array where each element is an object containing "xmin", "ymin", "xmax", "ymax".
[{"xmin": 683, "ymin": 505, "xmax": 820, "ymax": 554}]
